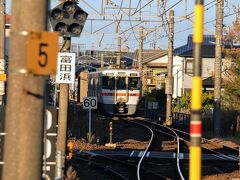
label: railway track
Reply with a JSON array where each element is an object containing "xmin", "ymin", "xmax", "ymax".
[
  {"xmin": 127, "ymin": 118, "xmax": 239, "ymax": 178},
  {"xmin": 125, "ymin": 118, "xmax": 186, "ymax": 179},
  {"xmin": 70, "ymin": 115, "xmax": 239, "ymax": 179},
  {"xmin": 72, "ymin": 148, "xmax": 169, "ymax": 179}
]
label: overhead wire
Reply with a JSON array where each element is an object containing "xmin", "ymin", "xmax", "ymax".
[
  {"xmin": 138, "ymin": 0, "xmax": 218, "ymax": 48},
  {"xmin": 131, "ymin": 0, "xmax": 154, "ymax": 16},
  {"xmin": 127, "ymin": 0, "xmax": 183, "ymax": 43},
  {"xmin": 132, "ymin": 10, "xmax": 239, "ymax": 50},
  {"xmin": 132, "ymin": 0, "xmax": 141, "ymax": 16},
  {"xmin": 83, "ymin": 0, "xmax": 235, "ymax": 52}
]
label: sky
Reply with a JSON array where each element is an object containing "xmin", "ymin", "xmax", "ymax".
[{"xmin": 5, "ymin": 0, "xmax": 240, "ymax": 52}]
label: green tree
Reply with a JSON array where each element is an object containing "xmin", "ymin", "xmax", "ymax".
[
  {"xmin": 141, "ymin": 89, "xmax": 166, "ymax": 114},
  {"xmin": 202, "ymin": 92, "xmax": 214, "ymax": 111},
  {"xmin": 220, "ymin": 15, "xmax": 240, "ymax": 136},
  {"xmin": 172, "ymin": 92, "xmax": 214, "ymax": 113},
  {"xmin": 223, "ymin": 16, "xmax": 240, "ymax": 110}
]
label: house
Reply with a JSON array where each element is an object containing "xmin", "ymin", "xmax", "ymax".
[
  {"xmin": 132, "ymin": 48, "xmax": 183, "ymax": 97},
  {"xmin": 132, "ymin": 34, "xmax": 228, "ymax": 99},
  {"xmin": 174, "ymin": 34, "xmax": 219, "ymax": 95},
  {"xmin": 133, "ymin": 49, "xmax": 168, "ymax": 92}
]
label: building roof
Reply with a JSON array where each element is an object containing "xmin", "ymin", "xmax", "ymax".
[
  {"xmin": 174, "ymin": 34, "xmax": 216, "ymax": 58},
  {"xmin": 202, "ymin": 76, "xmax": 214, "ymax": 87},
  {"xmin": 134, "ymin": 49, "xmax": 167, "ymax": 65}
]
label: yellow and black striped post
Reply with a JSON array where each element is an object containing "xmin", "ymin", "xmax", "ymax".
[{"xmin": 190, "ymin": 1, "xmax": 204, "ymax": 180}]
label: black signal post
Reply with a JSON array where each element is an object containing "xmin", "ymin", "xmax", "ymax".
[{"xmin": 49, "ymin": 1, "xmax": 88, "ymax": 179}]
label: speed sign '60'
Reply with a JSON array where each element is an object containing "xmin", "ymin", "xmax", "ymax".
[
  {"xmin": 26, "ymin": 31, "xmax": 58, "ymax": 75},
  {"xmin": 83, "ymin": 97, "xmax": 97, "ymax": 109}
]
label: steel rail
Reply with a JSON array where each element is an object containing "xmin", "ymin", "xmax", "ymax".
[
  {"xmin": 166, "ymin": 125, "xmax": 239, "ymax": 161},
  {"xmin": 161, "ymin": 124, "xmax": 185, "ymax": 180},
  {"xmin": 73, "ymin": 155, "xmax": 129, "ymax": 180},
  {"xmin": 135, "ymin": 119, "xmax": 186, "ymax": 180},
  {"xmin": 125, "ymin": 120, "xmax": 154, "ymax": 180},
  {"xmin": 73, "ymin": 149, "xmax": 167, "ymax": 179}
]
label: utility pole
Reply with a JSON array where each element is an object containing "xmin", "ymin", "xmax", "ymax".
[
  {"xmin": 2, "ymin": 0, "xmax": 48, "ymax": 180},
  {"xmin": 138, "ymin": 26, "xmax": 143, "ymax": 72},
  {"xmin": 49, "ymin": 1, "xmax": 88, "ymax": 178},
  {"xmin": 0, "ymin": 0, "xmax": 5, "ymax": 177},
  {"xmin": 117, "ymin": 34, "xmax": 121, "ymax": 69},
  {"xmin": 0, "ymin": 0, "xmax": 5, "ymax": 105},
  {"xmin": 165, "ymin": 10, "xmax": 174, "ymax": 125},
  {"xmin": 138, "ymin": 26, "xmax": 144, "ymax": 92},
  {"xmin": 55, "ymin": 37, "xmax": 70, "ymax": 179},
  {"xmin": 101, "ymin": 53, "xmax": 104, "ymax": 68},
  {"xmin": 153, "ymin": 26, "xmax": 157, "ymax": 49},
  {"xmin": 213, "ymin": 0, "xmax": 223, "ymax": 137}
]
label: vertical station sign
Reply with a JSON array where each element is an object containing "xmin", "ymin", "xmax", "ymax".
[{"xmin": 56, "ymin": 52, "xmax": 76, "ymax": 84}]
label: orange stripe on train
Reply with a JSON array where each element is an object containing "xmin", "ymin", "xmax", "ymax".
[{"xmin": 101, "ymin": 93, "xmax": 141, "ymax": 96}]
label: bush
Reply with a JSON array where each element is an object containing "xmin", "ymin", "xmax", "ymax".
[
  {"xmin": 141, "ymin": 89, "xmax": 166, "ymax": 114},
  {"xmin": 172, "ymin": 92, "xmax": 214, "ymax": 113}
]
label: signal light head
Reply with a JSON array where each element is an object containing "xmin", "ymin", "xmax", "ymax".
[
  {"xmin": 55, "ymin": 22, "xmax": 68, "ymax": 34},
  {"xmin": 69, "ymin": 23, "xmax": 82, "ymax": 35},
  {"xmin": 49, "ymin": 1, "xmax": 88, "ymax": 37},
  {"xmin": 74, "ymin": 10, "xmax": 87, "ymax": 22},
  {"xmin": 51, "ymin": 9, "xmax": 63, "ymax": 20},
  {"xmin": 63, "ymin": 1, "xmax": 76, "ymax": 14}
]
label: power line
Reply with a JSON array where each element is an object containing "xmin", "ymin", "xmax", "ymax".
[
  {"xmin": 127, "ymin": 0, "xmax": 218, "ymax": 49},
  {"xmin": 130, "ymin": 10, "xmax": 238, "ymax": 50}
]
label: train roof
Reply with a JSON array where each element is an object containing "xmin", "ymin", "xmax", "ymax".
[{"xmin": 89, "ymin": 69, "xmax": 140, "ymax": 77}]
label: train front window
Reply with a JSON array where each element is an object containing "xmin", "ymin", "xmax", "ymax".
[
  {"xmin": 102, "ymin": 76, "xmax": 115, "ymax": 89},
  {"xmin": 117, "ymin": 77, "xmax": 126, "ymax": 90},
  {"xmin": 128, "ymin": 77, "xmax": 140, "ymax": 90}
]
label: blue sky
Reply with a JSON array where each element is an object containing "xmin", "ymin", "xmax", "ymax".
[{"xmin": 5, "ymin": 0, "xmax": 239, "ymax": 52}]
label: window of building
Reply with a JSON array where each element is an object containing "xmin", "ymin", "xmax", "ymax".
[{"xmin": 185, "ymin": 59, "xmax": 193, "ymax": 74}]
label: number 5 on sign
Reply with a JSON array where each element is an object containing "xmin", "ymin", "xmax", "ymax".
[{"xmin": 26, "ymin": 31, "xmax": 58, "ymax": 75}]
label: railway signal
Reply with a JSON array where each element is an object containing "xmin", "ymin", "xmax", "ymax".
[
  {"xmin": 49, "ymin": 0, "xmax": 88, "ymax": 37},
  {"xmin": 49, "ymin": 1, "xmax": 88, "ymax": 179}
]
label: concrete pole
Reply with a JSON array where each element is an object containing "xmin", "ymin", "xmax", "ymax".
[
  {"xmin": 101, "ymin": 53, "xmax": 104, "ymax": 68},
  {"xmin": 55, "ymin": 37, "xmax": 70, "ymax": 179},
  {"xmin": 0, "ymin": 1, "xmax": 5, "ymax": 177},
  {"xmin": 138, "ymin": 26, "xmax": 144, "ymax": 92},
  {"xmin": 138, "ymin": 26, "xmax": 143, "ymax": 72},
  {"xmin": 117, "ymin": 34, "xmax": 121, "ymax": 69},
  {"xmin": 0, "ymin": 0, "xmax": 5, "ymax": 105},
  {"xmin": 165, "ymin": 10, "xmax": 174, "ymax": 125},
  {"xmin": 2, "ymin": 0, "xmax": 48, "ymax": 180},
  {"xmin": 213, "ymin": 0, "xmax": 223, "ymax": 137}
]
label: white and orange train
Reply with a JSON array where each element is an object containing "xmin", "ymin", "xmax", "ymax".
[{"xmin": 88, "ymin": 69, "xmax": 141, "ymax": 115}]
